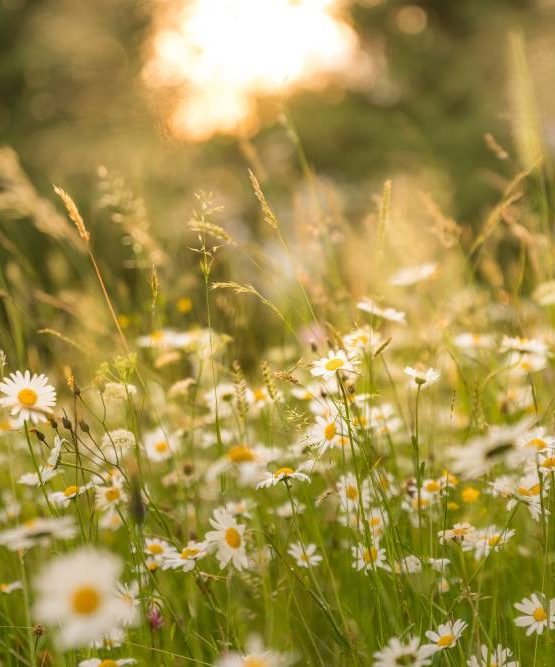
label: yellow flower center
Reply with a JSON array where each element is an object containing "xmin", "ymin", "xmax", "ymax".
[
  {"xmin": 324, "ymin": 422, "xmax": 336, "ymax": 440},
  {"xmin": 324, "ymin": 358, "xmax": 344, "ymax": 371},
  {"xmin": 244, "ymin": 658, "xmax": 268, "ymax": 667},
  {"xmin": 517, "ymin": 484, "xmax": 541, "ymax": 497},
  {"xmin": 424, "ymin": 480, "xmax": 441, "ymax": 493},
  {"xmin": 64, "ymin": 485, "xmax": 79, "ymax": 498},
  {"xmin": 0, "ymin": 584, "xmax": 8, "ymax": 592},
  {"xmin": 71, "ymin": 585, "xmax": 101, "ymax": 615},
  {"xmin": 225, "ymin": 527, "xmax": 241, "ymax": 549},
  {"xmin": 228, "ymin": 445, "xmax": 255, "ymax": 463},
  {"xmin": 99, "ymin": 661, "xmax": 119, "ymax": 667},
  {"xmin": 105, "ymin": 487, "xmax": 121, "ymax": 503},
  {"xmin": 151, "ymin": 330, "xmax": 165, "ymax": 341},
  {"xmin": 18, "ymin": 388, "xmax": 38, "ymax": 407},
  {"xmin": 488, "ymin": 534, "xmax": 501, "ymax": 547},
  {"xmin": 154, "ymin": 441, "xmax": 169, "ymax": 454},
  {"xmin": 437, "ymin": 633, "xmax": 455, "ymax": 648},
  {"xmin": 177, "ymin": 296, "xmax": 192, "ymax": 313},
  {"xmin": 530, "ymin": 438, "xmax": 547, "ymax": 449},
  {"xmin": 253, "ymin": 389, "xmax": 266, "ymax": 402},
  {"xmin": 362, "ymin": 547, "xmax": 378, "ymax": 564},
  {"xmin": 275, "ymin": 467, "xmax": 294, "ymax": 477},
  {"xmin": 369, "ymin": 516, "xmax": 382, "ymax": 527},
  {"xmin": 147, "ymin": 543, "xmax": 164, "ymax": 554},
  {"xmin": 147, "ymin": 560, "xmax": 158, "ymax": 572},
  {"xmin": 461, "ymin": 487, "xmax": 480, "ymax": 503},
  {"xmin": 542, "ymin": 457, "xmax": 555, "ymax": 469},
  {"xmin": 411, "ymin": 497, "xmax": 429, "ymax": 510},
  {"xmin": 534, "ymin": 607, "xmax": 548, "ymax": 622},
  {"xmin": 345, "ymin": 485, "xmax": 358, "ymax": 500},
  {"xmin": 181, "ymin": 547, "xmax": 199, "ymax": 559}
]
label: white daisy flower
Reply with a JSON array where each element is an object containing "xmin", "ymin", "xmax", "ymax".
[
  {"xmin": 0, "ymin": 580, "xmax": 23, "ymax": 594},
  {"xmin": 389, "ymin": 262, "xmax": 437, "ymax": 287},
  {"xmin": 514, "ymin": 594, "xmax": 555, "ymax": 635},
  {"xmin": 507, "ymin": 472, "xmax": 545, "ymax": 520},
  {"xmin": 404, "ymin": 366, "xmax": 440, "ymax": 388},
  {"xmin": 467, "ymin": 644, "xmax": 518, "ymax": 667},
  {"xmin": 144, "ymin": 537, "xmax": 173, "ymax": 562},
  {"xmin": 438, "ymin": 522, "xmax": 476, "ymax": 545},
  {"xmin": 357, "ymin": 298, "xmax": 407, "ymax": 324},
  {"xmin": 311, "ymin": 349, "xmax": 357, "ymax": 379},
  {"xmin": 99, "ymin": 509, "xmax": 124, "ymax": 532},
  {"xmin": 0, "ymin": 370, "xmax": 56, "ymax": 425},
  {"xmin": 369, "ymin": 403, "xmax": 403, "ymax": 436},
  {"xmin": 428, "ymin": 557, "xmax": 450, "ymax": 573},
  {"xmin": 214, "ymin": 634, "xmax": 294, "ymax": 667},
  {"xmin": 207, "ymin": 443, "xmax": 275, "ymax": 485},
  {"xmin": 33, "ymin": 547, "xmax": 128, "ymax": 649},
  {"xmin": 161, "ymin": 540, "xmax": 207, "ymax": 572},
  {"xmin": 423, "ymin": 619, "xmax": 467, "ymax": 655},
  {"xmin": 136, "ymin": 328, "xmax": 192, "ymax": 349},
  {"xmin": 393, "ymin": 555, "xmax": 422, "ymax": 575},
  {"xmin": 0, "ymin": 516, "xmax": 76, "ymax": 551},
  {"xmin": 143, "ymin": 427, "xmax": 179, "ymax": 462},
  {"xmin": 453, "ymin": 333, "xmax": 495, "ymax": 352},
  {"xmin": 90, "ymin": 626, "xmax": 125, "ymax": 649},
  {"xmin": 95, "ymin": 479, "xmax": 127, "ymax": 512},
  {"xmin": 351, "ymin": 541, "xmax": 389, "ymax": 572},
  {"xmin": 203, "ymin": 382, "xmax": 236, "ymax": 419},
  {"xmin": 343, "ymin": 326, "xmax": 382, "ymax": 357},
  {"xmin": 205, "ymin": 508, "xmax": 249, "ymax": 571},
  {"xmin": 365, "ymin": 507, "xmax": 388, "ymax": 537},
  {"xmin": 49, "ymin": 481, "xmax": 94, "ymax": 508},
  {"xmin": 115, "ymin": 581, "xmax": 140, "ymax": 626},
  {"xmin": 306, "ymin": 413, "xmax": 348, "ymax": 454},
  {"xmin": 225, "ymin": 499, "xmax": 254, "ymax": 519},
  {"xmin": 256, "ymin": 466, "xmax": 310, "ymax": 489},
  {"xmin": 287, "ymin": 542, "xmax": 323, "ymax": 568},
  {"xmin": 246, "ymin": 386, "xmax": 281, "ymax": 413},
  {"xmin": 447, "ymin": 418, "xmax": 535, "ymax": 478},
  {"xmin": 337, "ymin": 474, "xmax": 370, "ymax": 514},
  {"xmin": 472, "ymin": 526, "xmax": 515, "ymax": 560},
  {"xmin": 500, "ymin": 336, "xmax": 548, "ymax": 356},
  {"xmin": 507, "ymin": 351, "xmax": 548, "ymax": 375},
  {"xmin": 372, "ymin": 635, "xmax": 431, "ymax": 666}
]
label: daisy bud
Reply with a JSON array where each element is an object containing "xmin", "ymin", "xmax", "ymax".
[
  {"xmin": 129, "ymin": 476, "xmax": 146, "ymax": 526},
  {"xmin": 183, "ymin": 462, "xmax": 194, "ymax": 476},
  {"xmin": 78, "ymin": 419, "xmax": 90, "ymax": 433},
  {"xmin": 33, "ymin": 623, "xmax": 45, "ymax": 637},
  {"xmin": 62, "ymin": 416, "xmax": 72, "ymax": 430},
  {"xmin": 49, "ymin": 416, "xmax": 58, "ymax": 429}
]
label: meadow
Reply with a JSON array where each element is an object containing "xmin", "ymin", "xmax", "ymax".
[
  {"xmin": 2, "ymin": 1, "xmax": 555, "ymax": 666},
  {"xmin": 0, "ymin": 139, "xmax": 554, "ymax": 666}
]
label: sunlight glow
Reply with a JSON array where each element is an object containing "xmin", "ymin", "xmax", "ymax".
[{"xmin": 142, "ymin": 0, "xmax": 366, "ymax": 141}]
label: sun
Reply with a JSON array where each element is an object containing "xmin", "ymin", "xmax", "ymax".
[{"xmin": 142, "ymin": 0, "xmax": 367, "ymax": 141}]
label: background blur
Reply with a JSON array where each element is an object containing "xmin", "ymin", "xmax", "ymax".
[{"xmin": 1, "ymin": 0, "xmax": 555, "ymax": 369}]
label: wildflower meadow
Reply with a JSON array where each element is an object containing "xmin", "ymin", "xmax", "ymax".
[{"xmin": 2, "ymin": 1, "xmax": 555, "ymax": 666}]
